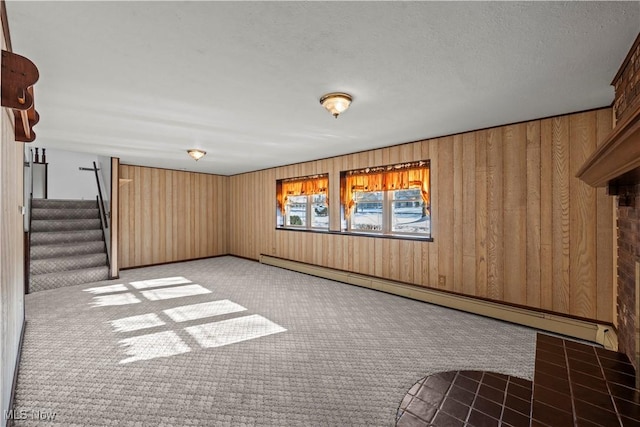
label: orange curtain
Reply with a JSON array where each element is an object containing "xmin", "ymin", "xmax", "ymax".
[
  {"xmin": 342, "ymin": 167, "xmax": 429, "ymax": 217},
  {"xmin": 277, "ymin": 175, "xmax": 328, "ymax": 214}
]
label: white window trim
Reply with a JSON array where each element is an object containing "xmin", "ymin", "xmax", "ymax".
[
  {"xmin": 284, "ymin": 194, "xmax": 328, "ymax": 230},
  {"xmin": 348, "ymin": 189, "xmax": 429, "ymax": 237}
]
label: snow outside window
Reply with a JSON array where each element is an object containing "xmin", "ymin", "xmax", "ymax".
[
  {"xmin": 285, "ymin": 193, "xmax": 328, "ymax": 230},
  {"xmin": 349, "ymin": 188, "xmax": 430, "ymax": 237}
]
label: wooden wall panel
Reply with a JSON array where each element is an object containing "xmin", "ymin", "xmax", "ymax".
[
  {"xmin": 486, "ymin": 127, "xmax": 504, "ymax": 301},
  {"xmin": 118, "ymin": 165, "xmax": 228, "ymax": 269},
  {"xmin": 110, "ymin": 157, "xmax": 119, "ymax": 278},
  {"xmin": 475, "ymin": 131, "xmax": 488, "ymax": 298},
  {"xmin": 1, "ymin": 107, "xmax": 24, "ymax": 423},
  {"xmin": 551, "ymin": 116, "xmax": 571, "ymax": 314},
  {"xmin": 462, "ymin": 132, "xmax": 476, "ymax": 296},
  {"xmin": 539, "ymin": 120, "xmax": 553, "ymax": 311},
  {"xmin": 0, "ymin": 15, "xmax": 25, "ymax": 418},
  {"xmin": 595, "ymin": 109, "xmax": 614, "ymax": 322},
  {"xmin": 427, "ymin": 140, "xmax": 439, "ymax": 288},
  {"xmin": 569, "ymin": 113, "xmax": 598, "ymax": 318},
  {"xmin": 452, "ymin": 135, "xmax": 464, "ymax": 293},
  {"xmin": 228, "ymin": 108, "xmax": 615, "ymax": 323},
  {"xmin": 503, "ymin": 124, "xmax": 527, "ymax": 305},
  {"xmin": 526, "ymin": 122, "xmax": 542, "ymax": 308},
  {"xmin": 438, "ymin": 137, "xmax": 454, "ymax": 291}
]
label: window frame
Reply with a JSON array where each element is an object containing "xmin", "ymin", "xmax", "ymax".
[
  {"xmin": 348, "ymin": 188, "xmax": 429, "ymax": 236},
  {"xmin": 341, "ymin": 161, "xmax": 431, "ymax": 239},
  {"xmin": 390, "ymin": 188, "xmax": 427, "ymax": 236},
  {"xmin": 348, "ymin": 190, "xmax": 384, "ymax": 233},
  {"xmin": 276, "ymin": 174, "xmax": 329, "ymax": 232},
  {"xmin": 284, "ymin": 193, "xmax": 328, "ymax": 230}
]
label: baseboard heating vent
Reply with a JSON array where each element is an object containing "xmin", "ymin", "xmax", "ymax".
[{"xmin": 260, "ymin": 254, "xmax": 617, "ymax": 351}]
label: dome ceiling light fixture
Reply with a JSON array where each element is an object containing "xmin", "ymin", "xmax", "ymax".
[
  {"xmin": 187, "ymin": 149, "xmax": 206, "ymax": 161},
  {"xmin": 319, "ymin": 92, "xmax": 352, "ymax": 118}
]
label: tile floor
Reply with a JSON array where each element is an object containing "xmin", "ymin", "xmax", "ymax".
[{"xmin": 397, "ymin": 333, "xmax": 640, "ymax": 426}]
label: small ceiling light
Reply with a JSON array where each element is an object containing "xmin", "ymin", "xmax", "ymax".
[
  {"xmin": 320, "ymin": 92, "xmax": 352, "ymax": 118},
  {"xmin": 187, "ymin": 149, "xmax": 206, "ymax": 161}
]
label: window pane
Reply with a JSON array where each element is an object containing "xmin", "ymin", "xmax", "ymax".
[
  {"xmin": 351, "ymin": 191, "xmax": 383, "ymax": 231},
  {"xmin": 392, "ymin": 188, "xmax": 422, "ymax": 200},
  {"xmin": 355, "ymin": 191, "xmax": 383, "ymax": 202},
  {"xmin": 392, "ymin": 191, "xmax": 429, "ymax": 234},
  {"xmin": 286, "ymin": 195, "xmax": 307, "ymax": 227},
  {"xmin": 310, "ymin": 194, "xmax": 328, "ymax": 229}
]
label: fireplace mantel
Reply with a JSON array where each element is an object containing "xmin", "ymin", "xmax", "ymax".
[
  {"xmin": 578, "ymin": 33, "xmax": 640, "ymax": 190},
  {"xmin": 576, "ymin": 102, "xmax": 640, "ymax": 189}
]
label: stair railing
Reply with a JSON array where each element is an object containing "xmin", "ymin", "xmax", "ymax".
[
  {"xmin": 24, "ymin": 148, "xmax": 34, "ymax": 293},
  {"xmin": 26, "ymin": 148, "xmax": 34, "ymax": 232},
  {"xmin": 91, "ymin": 161, "xmax": 111, "ymax": 269},
  {"xmin": 91, "ymin": 162, "xmax": 109, "ymax": 227}
]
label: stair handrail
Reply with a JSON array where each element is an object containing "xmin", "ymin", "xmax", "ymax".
[
  {"xmin": 96, "ymin": 195, "xmax": 111, "ymax": 269},
  {"xmin": 92, "ymin": 161, "xmax": 109, "ymax": 228},
  {"xmin": 92, "ymin": 161, "xmax": 110, "ymax": 269},
  {"xmin": 27, "ymin": 148, "xmax": 34, "ymax": 232},
  {"xmin": 25, "ymin": 148, "xmax": 34, "ymax": 294}
]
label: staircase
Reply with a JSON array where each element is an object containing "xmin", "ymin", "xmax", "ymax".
[{"xmin": 29, "ymin": 199, "xmax": 109, "ymax": 293}]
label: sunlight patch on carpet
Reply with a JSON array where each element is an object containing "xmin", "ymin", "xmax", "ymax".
[
  {"xmin": 119, "ymin": 330, "xmax": 190, "ymax": 364},
  {"xmin": 91, "ymin": 293, "xmax": 141, "ymax": 307},
  {"xmin": 164, "ymin": 300, "xmax": 247, "ymax": 323},
  {"xmin": 84, "ymin": 284, "xmax": 129, "ymax": 294},
  {"xmin": 129, "ymin": 276, "xmax": 192, "ymax": 290},
  {"xmin": 110, "ymin": 313, "xmax": 165, "ymax": 333},
  {"xmin": 141, "ymin": 284, "xmax": 211, "ymax": 301},
  {"xmin": 185, "ymin": 314, "xmax": 286, "ymax": 349},
  {"xmin": 84, "ymin": 275, "xmax": 285, "ymax": 362}
]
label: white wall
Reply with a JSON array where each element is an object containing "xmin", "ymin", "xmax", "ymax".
[
  {"xmin": 23, "ymin": 148, "xmax": 31, "ymax": 231},
  {"xmin": 97, "ymin": 155, "xmax": 112, "ymax": 262},
  {"xmin": 97, "ymin": 155, "xmax": 111, "ymax": 202},
  {"xmin": 44, "ymin": 148, "xmax": 101, "ymax": 200}
]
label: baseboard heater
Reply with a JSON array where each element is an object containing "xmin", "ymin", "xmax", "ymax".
[{"xmin": 259, "ymin": 254, "xmax": 618, "ymax": 351}]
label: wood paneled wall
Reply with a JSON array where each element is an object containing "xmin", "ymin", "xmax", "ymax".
[
  {"xmin": 118, "ymin": 165, "xmax": 229, "ymax": 269},
  {"xmin": 110, "ymin": 157, "xmax": 119, "ymax": 277},
  {"xmin": 229, "ymin": 109, "xmax": 615, "ymax": 322},
  {"xmin": 1, "ymin": 90, "xmax": 24, "ymax": 422},
  {"xmin": 1, "ymin": 5, "xmax": 25, "ymax": 419}
]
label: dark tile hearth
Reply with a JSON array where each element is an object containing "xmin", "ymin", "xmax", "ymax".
[
  {"xmin": 397, "ymin": 370, "xmax": 531, "ymax": 426},
  {"xmin": 534, "ymin": 334, "xmax": 639, "ymax": 427},
  {"xmin": 397, "ymin": 334, "xmax": 640, "ymax": 426}
]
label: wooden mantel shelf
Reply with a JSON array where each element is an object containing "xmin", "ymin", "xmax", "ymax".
[{"xmin": 576, "ymin": 102, "xmax": 640, "ymax": 188}]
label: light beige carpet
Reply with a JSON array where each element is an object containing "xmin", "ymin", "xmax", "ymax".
[{"xmin": 12, "ymin": 256, "xmax": 536, "ymax": 426}]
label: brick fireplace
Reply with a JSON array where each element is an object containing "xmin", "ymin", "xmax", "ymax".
[
  {"xmin": 616, "ymin": 184, "xmax": 640, "ymax": 373},
  {"xmin": 577, "ymin": 33, "xmax": 640, "ymax": 378}
]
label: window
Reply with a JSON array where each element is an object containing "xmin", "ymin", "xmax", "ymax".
[
  {"xmin": 391, "ymin": 188, "xmax": 429, "ymax": 234},
  {"xmin": 342, "ymin": 161, "xmax": 430, "ymax": 238},
  {"xmin": 276, "ymin": 174, "xmax": 329, "ymax": 231},
  {"xmin": 284, "ymin": 193, "xmax": 328, "ymax": 228},
  {"xmin": 350, "ymin": 191, "xmax": 383, "ymax": 231}
]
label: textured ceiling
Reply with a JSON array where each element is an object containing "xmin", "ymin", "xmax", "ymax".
[{"xmin": 6, "ymin": 1, "xmax": 640, "ymax": 175}]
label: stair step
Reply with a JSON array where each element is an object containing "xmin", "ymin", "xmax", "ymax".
[
  {"xmin": 31, "ymin": 199, "xmax": 97, "ymax": 209},
  {"xmin": 31, "ymin": 230, "xmax": 103, "ymax": 246},
  {"xmin": 31, "ymin": 241, "xmax": 106, "ymax": 260},
  {"xmin": 32, "ymin": 207, "xmax": 100, "ymax": 220},
  {"xmin": 28, "ymin": 198, "xmax": 110, "ymax": 293},
  {"xmin": 30, "ymin": 253, "xmax": 108, "ymax": 275},
  {"xmin": 29, "ymin": 266, "xmax": 109, "ymax": 293},
  {"xmin": 31, "ymin": 218, "xmax": 101, "ymax": 232}
]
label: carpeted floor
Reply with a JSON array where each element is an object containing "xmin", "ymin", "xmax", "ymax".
[{"xmin": 13, "ymin": 256, "xmax": 537, "ymax": 426}]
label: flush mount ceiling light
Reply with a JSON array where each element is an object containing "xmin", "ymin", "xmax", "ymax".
[
  {"xmin": 187, "ymin": 149, "xmax": 206, "ymax": 161},
  {"xmin": 319, "ymin": 92, "xmax": 352, "ymax": 118}
]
